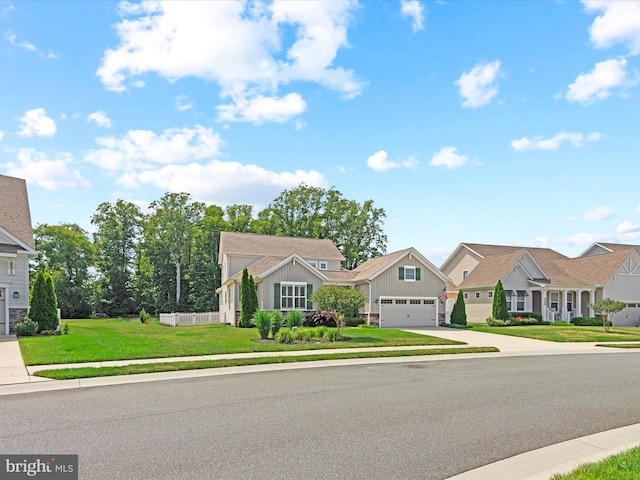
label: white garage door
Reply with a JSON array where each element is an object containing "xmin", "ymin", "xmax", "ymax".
[
  {"xmin": 379, "ymin": 298, "xmax": 437, "ymax": 328},
  {"xmin": 614, "ymin": 303, "xmax": 640, "ymax": 326}
]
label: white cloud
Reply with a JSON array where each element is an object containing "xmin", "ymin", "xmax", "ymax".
[
  {"xmin": 366, "ymin": 150, "xmax": 419, "ymax": 172},
  {"xmin": 4, "ymin": 148, "xmax": 90, "ymax": 190},
  {"xmin": 455, "ymin": 60, "xmax": 501, "ymax": 108},
  {"xmin": 569, "ymin": 206, "xmax": 614, "ymax": 222},
  {"xmin": 4, "ymin": 31, "xmax": 35, "ymax": 51},
  {"xmin": 85, "ymin": 125, "xmax": 223, "ymax": 172},
  {"xmin": 616, "ymin": 220, "xmax": 640, "ymax": 234},
  {"xmin": 87, "ymin": 111, "xmax": 112, "ymax": 128},
  {"xmin": 0, "ymin": 131, "xmax": 4, "ymax": 141},
  {"xmin": 216, "ymin": 93, "xmax": 306, "ymax": 124},
  {"xmin": 583, "ymin": 1, "xmax": 640, "ymax": 55},
  {"xmin": 97, "ymin": 1, "xmax": 361, "ymax": 123},
  {"xmin": 117, "ymin": 160, "xmax": 328, "ymax": 206},
  {"xmin": 16, "ymin": 108, "xmax": 57, "ymax": 137},
  {"xmin": 1, "ymin": 3, "xmax": 15, "ymax": 16},
  {"xmin": 175, "ymin": 95, "xmax": 193, "ymax": 112},
  {"xmin": 566, "ymin": 58, "xmax": 635, "ymax": 104},
  {"xmin": 429, "ymin": 146, "xmax": 472, "ymax": 169},
  {"xmin": 511, "ymin": 132, "xmax": 602, "ymax": 151},
  {"xmin": 401, "ymin": 0, "xmax": 425, "ymax": 32}
]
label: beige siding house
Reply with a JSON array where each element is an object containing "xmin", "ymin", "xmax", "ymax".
[
  {"xmin": 218, "ymin": 232, "xmax": 450, "ymax": 328},
  {"xmin": 0, "ymin": 175, "xmax": 36, "ymax": 335},
  {"xmin": 441, "ymin": 242, "xmax": 640, "ymax": 326}
]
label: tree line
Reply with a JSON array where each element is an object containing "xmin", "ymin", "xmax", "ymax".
[{"xmin": 33, "ymin": 184, "xmax": 387, "ymax": 318}]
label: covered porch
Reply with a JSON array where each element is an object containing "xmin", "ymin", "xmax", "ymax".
[{"xmin": 529, "ymin": 286, "xmax": 597, "ymax": 323}]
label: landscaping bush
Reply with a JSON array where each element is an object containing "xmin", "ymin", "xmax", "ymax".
[
  {"xmin": 358, "ymin": 324, "xmax": 378, "ymax": 329},
  {"xmin": 315, "ymin": 326, "xmax": 328, "ymax": 338},
  {"xmin": 275, "ymin": 328, "xmax": 293, "ymax": 344},
  {"xmin": 286, "ymin": 310, "xmax": 304, "ymax": 329},
  {"xmin": 323, "ymin": 328, "xmax": 343, "ymax": 342},
  {"xmin": 304, "ymin": 310, "xmax": 338, "ymax": 328},
  {"xmin": 270, "ymin": 311, "xmax": 284, "ymax": 337},
  {"xmin": 510, "ymin": 312, "xmax": 543, "ymax": 322},
  {"xmin": 486, "ymin": 317, "xmax": 510, "ymax": 327},
  {"xmin": 451, "ymin": 290, "xmax": 467, "ymax": 325},
  {"xmin": 15, "ymin": 318, "xmax": 39, "ymax": 336},
  {"xmin": 345, "ymin": 317, "xmax": 365, "ymax": 327},
  {"xmin": 293, "ymin": 327, "xmax": 315, "ymax": 342},
  {"xmin": 139, "ymin": 308, "xmax": 151, "ymax": 324},
  {"xmin": 571, "ymin": 316, "xmax": 610, "ymax": 327},
  {"xmin": 510, "ymin": 316, "xmax": 545, "ymax": 326},
  {"xmin": 253, "ymin": 310, "xmax": 272, "ymax": 340},
  {"xmin": 62, "ymin": 322, "xmax": 70, "ymax": 334}
]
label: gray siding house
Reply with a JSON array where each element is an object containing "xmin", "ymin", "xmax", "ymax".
[
  {"xmin": 441, "ymin": 242, "xmax": 640, "ymax": 325},
  {"xmin": 218, "ymin": 232, "xmax": 450, "ymax": 328},
  {"xmin": 0, "ymin": 175, "xmax": 36, "ymax": 335}
]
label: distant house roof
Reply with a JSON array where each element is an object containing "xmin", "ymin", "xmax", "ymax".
[
  {"xmin": 220, "ymin": 231, "xmax": 345, "ymax": 261},
  {"xmin": 0, "ymin": 175, "xmax": 35, "ymax": 251}
]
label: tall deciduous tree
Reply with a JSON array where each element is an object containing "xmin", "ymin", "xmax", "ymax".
[
  {"xmin": 492, "ymin": 280, "xmax": 509, "ymax": 321},
  {"xmin": 254, "ymin": 184, "xmax": 387, "ymax": 269},
  {"xmin": 225, "ymin": 204, "xmax": 254, "ymax": 232},
  {"xmin": 91, "ymin": 200, "xmax": 142, "ymax": 316},
  {"xmin": 34, "ymin": 223, "xmax": 94, "ymax": 318},
  {"xmin": 145, "ymin": 193, "xmax": 205, "ymax": 310}
]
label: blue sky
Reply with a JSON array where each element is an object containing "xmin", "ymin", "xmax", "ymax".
[{"xmin": 1, "ymin": 0, "xmax": 640, "ymax": 266}]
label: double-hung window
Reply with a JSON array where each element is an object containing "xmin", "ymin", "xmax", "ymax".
[
  {"xmin": 281, "ymin": 282, "xmax": 306, "ymax": 310},
  {"xmin": 8, "ymin": 260, "xmax": 15, "ymax": 276}
]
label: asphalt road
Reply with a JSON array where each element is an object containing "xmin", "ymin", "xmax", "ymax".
[{"xmin": 3, "ymin": 353, "xmax": 640, "ymax": 480}]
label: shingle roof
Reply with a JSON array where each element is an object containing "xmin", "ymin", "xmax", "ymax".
[
  {"xmin": 0, "ymin": 175, "xmax": 35, "ymax": 250},
  {"xmin": 219, "ymin": 232, "xmax": 345, "ymax": 260},
  {"xmin": 230, "ymin": 256, "xmax": 282, "ymax": 280},
  {"xmin": 350, "ymin": 249, "xmax": 411, "ymax": 280},
  {"xmin": 459, "ymin": 250, "xmax": 526, "ymax": 288},
  {"xmin": 556, "ymin": 248, "xmax": 639, "ymax": 286},
  {"xmin": 591, "ymin": 243, "xmax": 640, "ymax": 253}
]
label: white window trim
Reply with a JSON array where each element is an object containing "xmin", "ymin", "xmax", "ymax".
[
  {"xmin": 475, "ymin": 292, "xmax": 480, "ymax": 299},
  {"xmin": 307, "ymin": 261, "xmax": 318, "ymax": 268},
  {"xmin": 462, "ymin": 270, "xmax": 468, "ymax": 279},
  {"xmin": 281, "ymin": 281, "xmax": 307, "ymax": 311},
  {"xmin": 8, "ymin": 260, "xmax": 15, "ymax": 276},
  {"xmin": 319, "ymin": 261, "xmax": 328, "ymax": 270},
  {"xmin": 404, "ymin": 266, "xmax": 416, "ymax": 282}
]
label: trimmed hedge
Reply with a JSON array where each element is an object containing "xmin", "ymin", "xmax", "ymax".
[
  {"xmin": 510, "ymin": 312, "xmax": 543, "ymax": 322},
  {"xmin": 345, "ymin": 317, "xmax": 365, "ymax": 327},
  {"xmin": 486, "ymin": 316, "xmax": 549, "ymax": 327},
  {"xmin": 570, "ymin": 316, "xmax": 611, "ymax": 327}
]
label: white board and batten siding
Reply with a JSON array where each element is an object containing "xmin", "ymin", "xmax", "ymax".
[{"xmin": 261, "ymin": 259, "xmax": 324, "ymax": 311}]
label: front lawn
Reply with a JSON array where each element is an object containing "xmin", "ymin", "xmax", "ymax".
[
  {"xmin": 470, "ymin": 323, "xmax": 640, "ymax": 342},
  {"xmin": 550, "ymin": 446, "xmax": 640, "ymax": 480},
  {"xmin": 18, "ymin": 319, "xmax": 462, "ymax": 365}
]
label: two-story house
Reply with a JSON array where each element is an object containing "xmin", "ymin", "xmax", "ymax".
[
  {"xmin": 217, "ymin": 232, "xmax": 450, "ymax": 328},
  {"xmin": 0, "ymin": 175, "xmax": 36, "ymax": 335}
]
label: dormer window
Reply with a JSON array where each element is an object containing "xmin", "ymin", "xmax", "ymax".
[
  {"xmin": 319, "ymin": 261, "xmax": 328, "ymax": 270},
  {"xmin": 308, "ymin": 261, "xmax": 317, "ymax": 268}
]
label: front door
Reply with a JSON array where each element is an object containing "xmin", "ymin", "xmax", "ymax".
[{"xmin": 0, "ymin": 288, "xmax": 5, "ymax": 335}]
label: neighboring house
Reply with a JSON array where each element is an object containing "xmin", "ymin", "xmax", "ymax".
[
  {"xmin": 441, "ymin": 242, "xmax": 640, "ymax": 325},
  {"xmin": 217, "ymin": 232, "xmax": 450, "ymax": 328},
  {"xmin": 0, "ymin": 175, "xmax": 36, "ymax": 335}
]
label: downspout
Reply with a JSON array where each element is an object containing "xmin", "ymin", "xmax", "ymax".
[{"xmin": 366, "ymin": 279, "xmax": 372, "ymax": 325}]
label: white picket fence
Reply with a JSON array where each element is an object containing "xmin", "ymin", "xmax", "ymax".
[{"xmin": 159, "ymin": 312, "xmax": 222, "ymax": 326}]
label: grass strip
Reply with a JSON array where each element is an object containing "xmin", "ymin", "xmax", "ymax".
[
  {"xmin": 470, "ymin": 324, "xmax": 640, "ymax": 343},
  {"xmin": 33, "ymin": 347, "xmax": 499, "ymax": 380},
  {"xmin": 549, "ymin": 446, "xmax": 640, "ymax": 480}
]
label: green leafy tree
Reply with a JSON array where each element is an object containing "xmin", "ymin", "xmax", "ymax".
[
  {"xmin": 254, "ymin": 184, "xmax": 387, "ymax": 269},
  {"xmin": 587, "ymin": 298, "xmax": 626, "ymax": 333},
  {"xmin": 187, "ymin": 205, "xmax": 226, "ymax": 312},
  {"xmin": 34, "ymin": 223, "xmax": 94, "ymax": 318},
  {"xmin": 91, "ymin": 200, "xmax": 142, "ymax": 316},
  {"xmin": 450, "ymin": 290, "xmax": 467, "ymax": 325},
  {"xmin": 492, "ymin": 280, "xmax": 509, "ymax": 321},
  {"xmin": 225, "ymin": 204, "xmax": 254, "ymax": 232},
  {"xmin": 144, "ymin": 193, "xmax": 205, "ymax": 310},
  {"xmin": 238, "ymin": 268, "xmax": 258, "ymax": 327},
  {"xmin": 309, "ymin": 284, "xmax": 366, "ymax": 333},
  {"xmin": 29, "ymin": 269, "xmax": 58, "ymax": 332}
]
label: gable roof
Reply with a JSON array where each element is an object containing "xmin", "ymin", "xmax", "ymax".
[
  {"xmin": 352, "ymin": 247, "xmax": 451, "ymax": 284},
  {"xmin": 0, "ymin": 175, "xmax": 35, "ymax": 251},
  {"xmin": 555, "ymin": 248, "xmax": 639, "ymax": 286},
  {"xmin": 219, "ymin": 231, "xmax": 344, "ymax": 261}
]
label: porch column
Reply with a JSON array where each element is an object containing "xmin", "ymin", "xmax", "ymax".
[
  {"xmin": 561, "ymin": 289, "xmax": 567, "ymax": 322},
  {"xmin": 576, "ymin": 290, "xmax": 581, "ymax": 317},
  {"xmin": 589, "ymin": 291, "xmax": 595, "ymax": 317}
]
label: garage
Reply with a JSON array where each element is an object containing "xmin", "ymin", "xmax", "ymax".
[
  {"xmin": 379, "ymin": 297, "xmax": 438, "ymax": 328},
  {"xmin": 613, "ymin": 303, "xmax": 640, "ymax": 326}
]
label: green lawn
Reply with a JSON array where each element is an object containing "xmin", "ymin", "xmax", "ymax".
[
  {"xmin": 469, "ymin": 323, "xmax": 640, "ymax": 342},
  {"xmin": 33, "ymin": 347, "xmax": 498, "ymax": 380},
  {"xmin": 18, "ymin": 319, "xmax": 462, "ymax": 365},
  {"xmin": 550, "ymin": 446, "xmax": 640, "ymax": 480}
]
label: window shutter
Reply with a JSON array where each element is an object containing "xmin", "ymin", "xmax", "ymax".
[
  {"xmin": 416, "ymin": 267, "xmax": 421, "ymax": 281},
  {"xmin": 306, "ymin": 283, "xmax": 313, "ymax": 310},
  {"xmin": 399, "ymin": 267, "xmax": 404, "ymax": 280},
  {"xmin": 274, "ymin": 283, "xmax": 281, "ymax": 310}
]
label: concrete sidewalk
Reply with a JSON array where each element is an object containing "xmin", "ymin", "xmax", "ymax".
[{"xmin": 2, "ymin": 328, "xmax": 640, "ymax": 480}]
